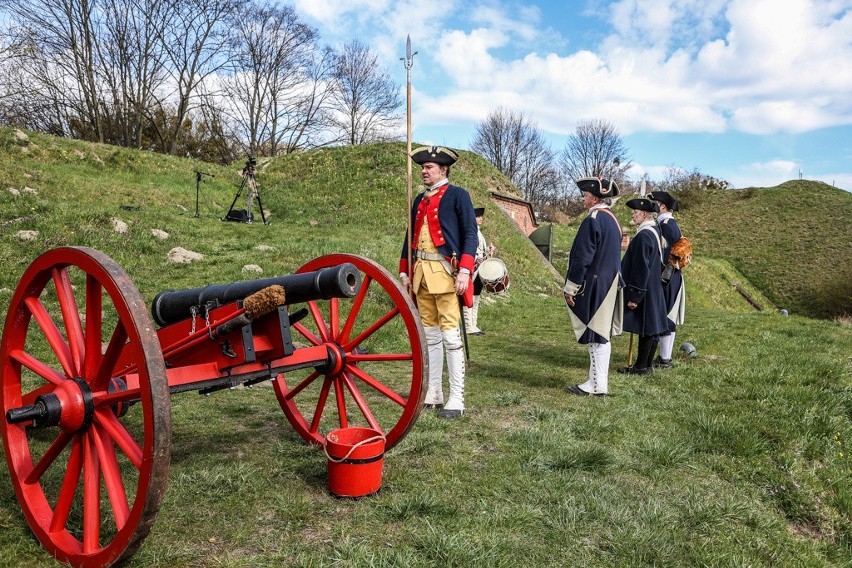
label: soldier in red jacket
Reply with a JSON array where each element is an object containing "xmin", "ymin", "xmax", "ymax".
[{"xmin": 400, "ymin": 146, "xmax": 478, "ymax": 418}]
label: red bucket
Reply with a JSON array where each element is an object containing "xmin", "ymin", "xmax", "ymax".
[{"xmin": 324, "ymin": 427, "xmax": 386, "ymax": 498}]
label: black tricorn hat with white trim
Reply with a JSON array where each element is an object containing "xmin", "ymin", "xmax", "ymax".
[
  {"xmin": 626, "ymin": 198, "xmax": 659, "ymax": 213},
  {"xmin": 648, "ymin": 190, "xmax": 679, "ymax": 211},
  {"xmin": 409, "ymin": 146, "xmax": 459, "ymax": 166},
  {"xmin": 575, "ymin": 177, "xmax": 620, "ymax": 198}
]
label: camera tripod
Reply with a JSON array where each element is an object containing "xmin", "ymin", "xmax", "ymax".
[
  {"xmin": 222, "ymin": 162, "xmax": 269, "ymax": 225},
  {"xmin": 193, "ymin": 170, "xmax": 214, "ymax": 218}
]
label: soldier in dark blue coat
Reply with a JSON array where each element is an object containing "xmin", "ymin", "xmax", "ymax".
[
  {"xmin": 618, "ymin": 198, "xmax": 668, "ymax": 375},
  {"xmin": 648, "ymin": 191, "xmax": 685, "ymax": 368},
  {"xmin": 399, "ymin": 146, "xmax": 478, "ymax": 419},
  {"xmin": 563, "ymin": 177, "xmax": 623, "ymax": 396}
]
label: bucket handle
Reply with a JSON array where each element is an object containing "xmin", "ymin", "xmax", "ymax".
[{"xmin": 324, "ymin": 434, "xmax": 386, "ymax": 463}]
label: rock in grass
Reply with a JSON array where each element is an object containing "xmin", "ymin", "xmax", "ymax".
[
  {"xmin": 111, "ymin": 217, "xmax": 129, "ymax": 234},
  {"xmin": 16, "ymin": 230, "xmax": 39, "ymax": 241},
  {"xmin": 167, "ymin": 247, "xmax": 204, "ymax": 264}
]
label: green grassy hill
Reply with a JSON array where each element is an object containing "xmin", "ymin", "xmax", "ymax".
[
  {"xmin": 0, "ymin": 129, "xmax": 558, "ymax": 306},
  {"xmin": 0, "ymin": 128, "xmax": 850, "ymax": 567},
  {"xmin": 676, "ymin": 181, "xmax": 852, "ymax": 319}
]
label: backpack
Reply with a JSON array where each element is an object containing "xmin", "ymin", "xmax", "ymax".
[{"xmin": 668, "ymin": 237, "xmax": 692, "ymax": 270}]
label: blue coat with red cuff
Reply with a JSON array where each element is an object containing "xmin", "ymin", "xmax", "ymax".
[{"xmin": 399, "ymin": 184, "xmax": 478, "ymax": 276}]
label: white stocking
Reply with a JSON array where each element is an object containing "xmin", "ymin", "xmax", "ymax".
[
  {"xmin": 578, "ymin": 342, "xmax": 611, "ymax": 395},
  {"xmin": 660, "ymin": 332, "xmax": 675, "ymax": 360},
  {"xmin": 423, "ymin": 326, "xmax": 444, "ymax": 405},
  {"xmin": 442, "ymin": 328, "xmax": 465, "ymax": 411}
]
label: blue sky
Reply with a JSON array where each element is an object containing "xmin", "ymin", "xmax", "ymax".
[{"xmin": 293, "ymin": 0, "xmax": 852, "ymax": 191}]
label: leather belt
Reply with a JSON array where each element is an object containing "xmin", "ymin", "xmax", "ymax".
[{"xmin": 414, "ymin": 250, "xmax": 445, "ymax": 261}]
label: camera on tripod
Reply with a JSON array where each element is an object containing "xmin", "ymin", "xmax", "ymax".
[
  {"xmin": 242, "ymin": 156, "xmax": 257, "ymax": 175},
  {"xmin": 222, "ymin": 155, "xmax": 269, "ymax": 225}
]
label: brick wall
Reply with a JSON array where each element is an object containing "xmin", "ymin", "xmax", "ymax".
[{"xmin": 493, "ymin": 195, "xmax": 536, "ymax": 236}]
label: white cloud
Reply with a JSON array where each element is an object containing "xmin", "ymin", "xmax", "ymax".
[
  {"xmin": 405, "ymin": 0, "xmax": 852, "ymax": 139},
  {"xmin": 727, "ymin": 159, "xmax": 800, "ymax": 188},
  {"xmin": 289, "ymin": 0, "xmax": 393, "ymax": 33},
  {"xmin": 287, "ymin": 0, "xmax": 852, "ymax": 187}
]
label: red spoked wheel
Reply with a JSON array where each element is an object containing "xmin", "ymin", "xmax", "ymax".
[
  {"xmin": 273, "ymin": 254, "xmax": 426, "ymax": 451},
  {"xmin": 0, "ymin": 247, "xmax": 171, "ymax": 568}
]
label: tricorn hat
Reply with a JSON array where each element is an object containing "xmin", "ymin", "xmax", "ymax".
[
  {"xmin": 648, "ymin": 190, "xmax": 679, "ymax": 212},
  {"xmin": 626, "ymin": 198, "xmax": 659, "ymax": 213},
  {"xmin": 575, "ymin": 177, "xmax": 620, "ymax": 198},
  {"xmin": 474, "ymin": 207, "xmax": 485, "ymax": 217},
  {"xmin": 409, "ymin": 146, "xmax": 459, "ymax": 166}
]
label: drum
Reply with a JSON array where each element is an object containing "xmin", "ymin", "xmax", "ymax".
[{"xmin": 478, "ymin": 258, "xmax": 510, "ymax": 293}]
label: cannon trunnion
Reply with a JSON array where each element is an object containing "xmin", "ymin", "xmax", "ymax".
[{"xmin": 0, "ymin": 247, "xmax": 427, "ymax": 567}]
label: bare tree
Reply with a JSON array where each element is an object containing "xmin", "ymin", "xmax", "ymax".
[
  {"xmin": 0, "ymin": 36, "xmax": 68, "ymax": 134},
  {"xmin": 0, "ymin": 0, "xmax": 107, "ymax": 141},
  {"xmin": 269, "ymin": 45, "xmax": 337, "ymax": 153},
  {"xmin": 223, "ymin": 3, "xmax": 331, "ymax": 157},
  {"xmin": 471, "ymin": 107, "xmax": 562, "ymax": 208},
  {"xmin": 99, "ymin": 0, "xmax": 171, "ymax": 148},
  {"xmin": 652, "ymin": 165, "xmax": 730, "ymax": 209},
  {"xmin": 328, "ymin": 39, "xmax": 402, "ymax": 145},
  {"xmin": 151, "ymin": 0, "xmax": 235, "ymax": 155},
  {"xmin": 559, "ymin": 118, "xmax": 631, "ymax": 193}
]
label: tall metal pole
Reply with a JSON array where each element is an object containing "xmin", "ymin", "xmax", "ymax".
[{"xmin": 402, "ymin": 35, "xmax": 417, "ymax": 279}]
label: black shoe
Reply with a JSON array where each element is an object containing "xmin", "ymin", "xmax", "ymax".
[
  {"xmin": 565, "ymin": 384, "xmax": 606, "ymax": 397},
  {"xmin": 617, "ymin": 366, "xmax": 652, "ymax": 376},
  {"xmin": 652, "ymin": 356, "xmax": 672, "ymax": 368},
  {"xmin": 423, "ymin": 403, "xmax": 442, "ymax": 410},
  {"xmin": 437, "ymin": 408, "xmax": 464, "ymax": 419},
  {"xmin": 469, "ymin": 331, "xmax": 485, "ymax": 336}
]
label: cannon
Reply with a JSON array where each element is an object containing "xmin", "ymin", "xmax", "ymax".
[{"xmin": 0, "ymin": 247, "xmax": 427, "ymax": 567}]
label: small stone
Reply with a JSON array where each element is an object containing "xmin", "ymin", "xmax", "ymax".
[
  {"xmin": 167, "ymin": 247, "xmax": 204, "ymax": 264},
  {"xmin": 16, "ymin": 230, "xmax": 39, "ymax": 241}
]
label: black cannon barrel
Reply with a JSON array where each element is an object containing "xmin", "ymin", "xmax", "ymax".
[{"xmin": 151, "ymin": 263, "xmax": 362, "ymax": 327}]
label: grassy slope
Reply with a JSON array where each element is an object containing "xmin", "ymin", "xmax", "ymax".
[
  {"xmin": 673, "ymin": 182, "xmax": 851, "ymax": 319},
  {"xmin": 0, "ymin": 128, "xmax": 850, "ymax": 567}
]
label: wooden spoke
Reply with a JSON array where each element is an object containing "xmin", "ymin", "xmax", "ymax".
[
  {"xmin": 0, "ymin": 246, "xmax": 171, "ymax": 567},
  {"xmin": 273, "ymin": 254, "xmax": 426, "ymax": 450}
]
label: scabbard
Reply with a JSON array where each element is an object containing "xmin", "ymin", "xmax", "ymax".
[{"xmin": 457, "ymin": 295, "xmax": 470, "ymax": 362}]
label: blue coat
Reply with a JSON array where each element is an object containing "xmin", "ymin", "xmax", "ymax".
[
  {"xmin": 399, "ymin": 184, "xmax": 478, "ymax": 275},
  {"xmin": 621, "ymin": 225, "xmax": 668, "ymax": 337},
  {"xmin": 564, "ymin": 207, "xmax": 622, "ymax": 344},
  {"xmin": 658, "ymin": 215, "xmax": 684, "ymax": 332}
]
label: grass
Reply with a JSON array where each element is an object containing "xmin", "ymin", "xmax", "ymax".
[
  {"xmin": 0, "ymin": 127, "xmax": 850, "ymax": 566},
  {"xmin": 672, "ymin": 181, "xmax": 852, "ymax": 319}
]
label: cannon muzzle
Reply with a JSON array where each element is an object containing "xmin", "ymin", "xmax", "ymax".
[{"xmin": 151, "ymin": 263, "xmax": 361, "ymax": 326}]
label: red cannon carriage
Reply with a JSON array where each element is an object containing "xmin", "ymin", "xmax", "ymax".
[{"xmin": 0, "ymin": 246, "xmax": 427, "ymax": 567}]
